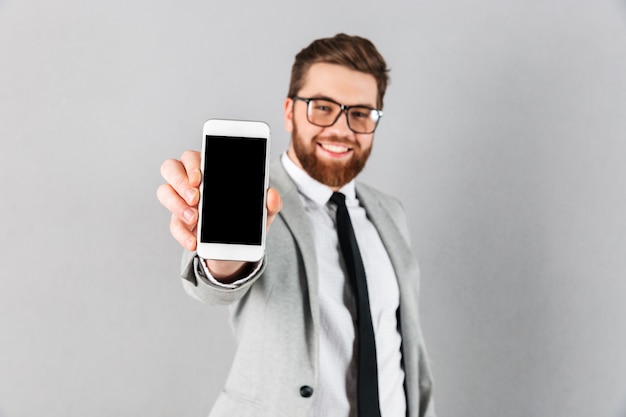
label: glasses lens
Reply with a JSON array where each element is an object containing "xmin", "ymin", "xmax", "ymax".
[
  {"xmin": 347, "ymin": 107, "xmax": 379, "ymax": 133},
  {"xmin": 307, "ymin": 99, "xmax": 340, "ymax": 127}
]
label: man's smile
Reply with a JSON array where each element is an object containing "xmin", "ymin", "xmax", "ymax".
[{"xmin": 318, "ymin": 142, "xmax": 353, "ymax": 156}]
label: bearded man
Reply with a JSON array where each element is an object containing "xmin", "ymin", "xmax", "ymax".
[{"xmin": 157, "ymin": 33, "xmax": 436, "ymax": 417}]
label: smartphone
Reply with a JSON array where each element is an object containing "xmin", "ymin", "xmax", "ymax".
[{"xmin": 196, "ymin": 118, "xmax": 271, "ymax": 262}]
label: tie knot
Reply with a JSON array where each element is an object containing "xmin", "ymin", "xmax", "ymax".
[{"xmin": 329, "ymin": 192, "xmax": 346, "ymax": 207}]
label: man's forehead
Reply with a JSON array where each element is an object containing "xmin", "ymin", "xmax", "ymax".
[{"xmin": 300, "ymin": 62, "xmax": 378, "ymax": 106}]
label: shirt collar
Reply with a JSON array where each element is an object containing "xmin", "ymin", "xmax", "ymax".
[{"xmin": 281, "ymin": 152, "xmax": 356, "ymax": 205}]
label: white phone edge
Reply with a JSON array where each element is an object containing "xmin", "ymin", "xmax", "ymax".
[{"xmin": 196, "ymin": 118, "xmax": 271, "ymax": 262}]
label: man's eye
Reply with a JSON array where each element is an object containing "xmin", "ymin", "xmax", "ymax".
[
  {"xmin": 314, "ymin": 105, "xmax": 333, "ymax": 112},
  {"xmin": 351, "ymin": 109, "xmax": 371, "ymax": 119}
]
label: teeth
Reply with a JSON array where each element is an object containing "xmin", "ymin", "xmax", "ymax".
[{"xmin": 321, "ymin": 143, "xmax": 350, "ymax": 153}]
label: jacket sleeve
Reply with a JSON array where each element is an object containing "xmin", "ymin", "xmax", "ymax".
[{"xmin": 179, "ymin": 250, "xmax": 267, "ymax": 305}]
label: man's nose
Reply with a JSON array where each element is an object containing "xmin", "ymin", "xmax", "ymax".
[{"xmin": 327, "ymin": 110, "xmax": 354, "ymax": 136}]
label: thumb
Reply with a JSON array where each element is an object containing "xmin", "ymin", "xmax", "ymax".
[{"xmin": 266, "ymin": 188, "xmax": 282, "ymax": 229}]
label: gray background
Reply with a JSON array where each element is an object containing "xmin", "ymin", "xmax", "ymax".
[{"xmin": 1, "ymin": 0, "xmax": 625, "ymax": 416}]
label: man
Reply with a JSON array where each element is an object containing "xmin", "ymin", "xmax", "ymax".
[{"xmin": 157, "ymin": 33, "xmax": 436, "ymax": 417}]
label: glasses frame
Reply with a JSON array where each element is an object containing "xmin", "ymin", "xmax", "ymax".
[{"xmin": 292, "ymin": 96, "xmax": 383, "ymax": 134}]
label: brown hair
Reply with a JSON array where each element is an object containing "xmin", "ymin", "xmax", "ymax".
[{"xmin": 287, "ymin": 33, "xmax": 390, "ymax": 109}]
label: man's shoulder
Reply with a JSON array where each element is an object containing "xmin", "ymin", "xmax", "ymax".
[
  {"xmin": 355, "ymin": 181, "xmax": 407, "ymax": 220},
  {"xmin": 355, "ymin": 181, "xmax": 403, "ymax": 206},
  {"xmin": 269, "ymin": 157, "xmax": 295, "ymax": 193},
  {"xmin": 355, "ymin": 181, "xmax": 413, "ymax": 243}
]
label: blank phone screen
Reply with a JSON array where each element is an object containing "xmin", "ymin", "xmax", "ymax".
[{"xmin": 200, "ymin": 135, "xmax": 268, "ymax": 245}]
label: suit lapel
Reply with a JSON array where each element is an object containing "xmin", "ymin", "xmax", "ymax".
[
  {"xmin": 355, "ymin": 183, "xmax": 417, "ymax": 286},
  {"xmin": 269, "ymin": 160, "xmax": 321, "ymax": 337}
]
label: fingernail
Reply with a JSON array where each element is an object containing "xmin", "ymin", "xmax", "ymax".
[
  {"xmin": 184, "ymin": 208, "xmax": 195, "ymax": 222},
  {"xmin": 191, "ymin": 169, "xmax": 202, "ymax": 184},
  {"xmin": 185, "ymin": 189, "xmax": 197, "ymax": 203}
]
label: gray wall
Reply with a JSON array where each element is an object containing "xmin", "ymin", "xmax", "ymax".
[{"xmin": 1, "ymin": 0, "xmax": 625, "ymax": 416}]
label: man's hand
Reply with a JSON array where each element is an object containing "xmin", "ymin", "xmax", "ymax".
[
  {"xmin": 157, "ymin": 150, "xmax": 282, "ymax": 281},
  {"xmin": 157, "ymin": 150, "xmax": 202, "ymax": 252}
]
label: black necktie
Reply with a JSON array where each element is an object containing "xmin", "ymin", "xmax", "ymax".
[{"xmin": 329, "ymin": 192, "xmax": 381, "ymax": 417}]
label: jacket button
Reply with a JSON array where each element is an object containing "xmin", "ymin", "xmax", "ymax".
[{"xmin": 300, "ymin": 385, "xmax": 314, "ymax": 398}]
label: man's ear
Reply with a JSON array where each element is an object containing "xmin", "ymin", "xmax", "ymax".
[{"xmin": 283, "ymin": 97, "xmax": 294, "ymax": 133}]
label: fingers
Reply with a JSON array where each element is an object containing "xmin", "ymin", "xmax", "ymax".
[
  {"xmin": 180, "ymin": 150, "xmax": 202, "ymax": 188},
  {"xmin": 169, "ymin": 213, "xmax": 197, "ymax": 252},
  {"xmin": 266, "ymin": 188, "xmax": 282, "ymax": 230},
  {"xmin": 157, "ymin": 183, "xmax": 198, "ymax": 250},
  {"xmin": 160, "ymin": 150, "xmax": 201, "ymax": 206},
  {"xmin": 156, "ymin": 180, "xmax": 198, "ymax": 224},
  {"xmin": 158, "ymin": 150, "xmax": 202, "ymax": 251}
]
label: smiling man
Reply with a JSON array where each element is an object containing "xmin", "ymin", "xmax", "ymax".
[
  {"xmin": 287, "ymin": 62, "xmax": 377, "ymax": 189},
  {"xmin": 157, "ymin": 33, "xmax": 436, "ymax": 417}
]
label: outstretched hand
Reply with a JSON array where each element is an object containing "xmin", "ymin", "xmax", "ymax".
[{"xmin": 157, "ymin": 150, "xmax": 282, "ymax": 281}]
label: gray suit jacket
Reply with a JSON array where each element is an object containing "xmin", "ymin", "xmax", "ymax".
[{"xmin": 181, "ymin": 159, "xmax": 436, "ymax": 417}]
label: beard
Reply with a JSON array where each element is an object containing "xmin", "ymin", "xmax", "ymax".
[{"xmin": 291, "ymin": 121, "xmax": 372, "ymax": 189}]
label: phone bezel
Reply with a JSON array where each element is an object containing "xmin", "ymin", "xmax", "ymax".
[{"xmin": 196, "ymin": 118, "xmax": 271, "ymax": 262}]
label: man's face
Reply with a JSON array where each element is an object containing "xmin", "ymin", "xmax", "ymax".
[{"xmin": 284, "ymin": 62, "xmax": 378, "ymax": 190}]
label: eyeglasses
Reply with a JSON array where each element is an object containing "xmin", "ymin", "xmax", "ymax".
[{"xmin": 292, "ymin": 96, "xmax": 383, "ymax": 134}]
